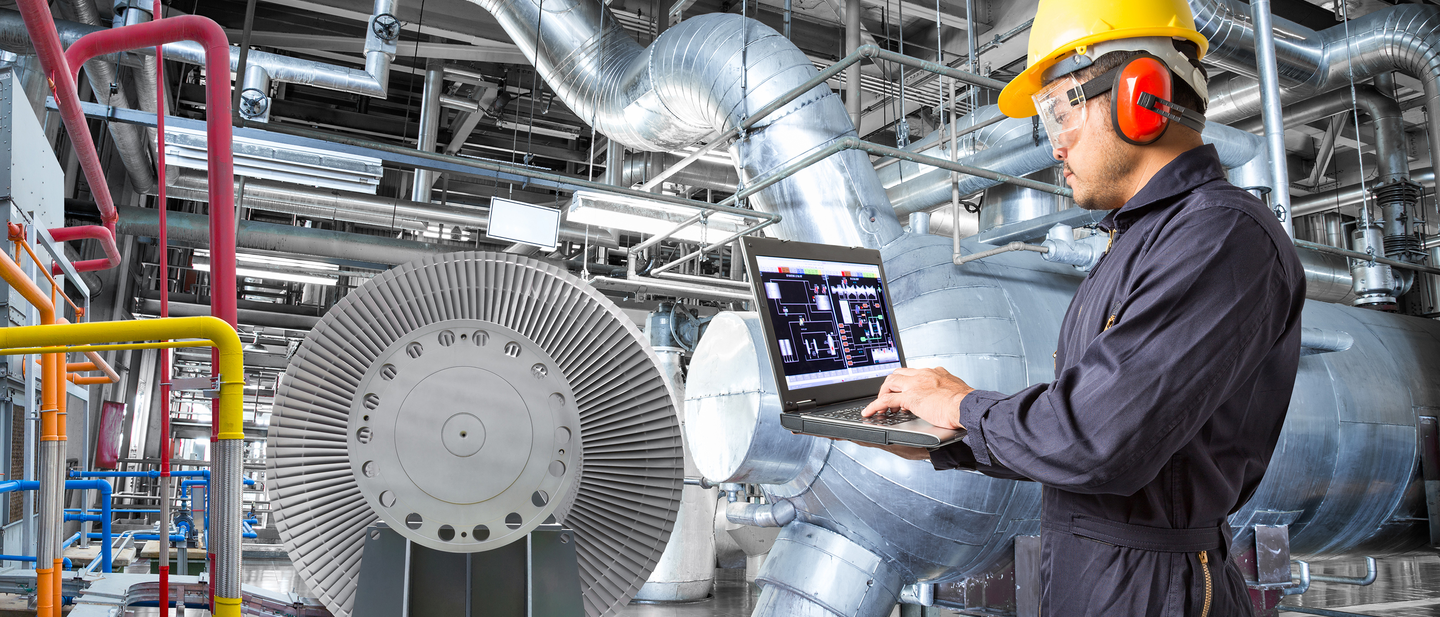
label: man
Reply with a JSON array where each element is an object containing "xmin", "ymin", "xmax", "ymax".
[{"xmin": 859, "ymin": 0, "xmax": 1306, "ymax": 615}]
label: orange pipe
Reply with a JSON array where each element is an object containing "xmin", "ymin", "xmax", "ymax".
[{"xmin": 8, "ymin": 224, "xmax": 83, "ymax": 320}]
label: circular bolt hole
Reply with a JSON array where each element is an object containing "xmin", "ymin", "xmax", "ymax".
[
  {"xmin": 531, "ymin": 490, "xmax": 549, "ymax": 507},
  {"xmin": 531, "ymin": 363, "xmax": 549, "ymax": 379},
  {"xmin": 461, "ymin": 531, "xmax": 467, "ymax": 538},
  {"xmin": 363, "ymin": 415, "xmax": 370, "ymax": 421},
  {"xmin": 380, "ymin": 364, "xmax": 397, "ymax": 380},
  {"xmin": 473, "ymin": 525, "xmax": 490, "ymax": 541},
  {"xmin": 460, "ymin": 334, "xmax": 467, "ymax": 340},
  {"xmin": 438, "ymin": 330, "xmax": 456, "ymax": 346},
  {"xmin": 405, "ymin": 513, "xmax": 423, "ymax": 530},
  {"xmin": 460, "ymin": 431, "xmax": 468, "ymax": 438},
  {"xmin": 472, "ymin": 331, "xmax": 489, "ymax": 346},
  {"xmin": 505, "ymin": 513, "xmax": 522, "ymax": 530},
  {"xmin": 361, "ymin": 461, "xmax": 377, "ymax": 478},
  {"xmin": 555, "ymin": 426, "xmax": 572, "ymax": 446},
  {"xmin": 379, "ymin": 491, "xmax": 395, "ymax": 507},
  {"xmin": 406, "ymin": 342, "xmax": 424, "ymax": 358},
  {"xmin": 438, "ymin": 525, "xmax": 455, "ymax": 541},
  {"xmin": 355, "ymin": 427, "xmax": 373, "ymax": 444},
  {"xmin": 549, "ymin": 460, "xmax": 566, "ymax": 477},
  {"xmin": 504, "ymin": 342, "xmax": 522, "ymax": 358},
  {"xmin": 363, "ymin": 393, "xmax": 380, "ymax": 410}
]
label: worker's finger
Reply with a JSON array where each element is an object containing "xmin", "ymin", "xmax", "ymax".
[{"xmin": 862, "ymin": 391, "xmax": 904, "ymax": 416}]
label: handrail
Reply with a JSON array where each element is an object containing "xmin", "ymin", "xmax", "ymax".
[
  {"xmin": 0, "ymin": 316, "xmax": 244, "ymax": 617},
  {"xmin": 14, "ymin": 0, "xmax": 122, "ymax": 276},
  {"xmin": 8, "ymin": 225, "xmax": 83, "ymax": 318}
]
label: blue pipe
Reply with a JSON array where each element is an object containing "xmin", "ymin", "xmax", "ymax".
[
  {"xmin": 65, "ymin": 479, "xmax": 114, "ymax": 573},
  {"xmin": 0, "ymin": 479, "xmax": 113, "ymax": 572},
  {"xmin": 0, "ymin": 555, "xmax": 72, "ymax": 568}
]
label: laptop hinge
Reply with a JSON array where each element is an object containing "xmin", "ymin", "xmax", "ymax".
[{"xmin": 793, "ymin": 400, "xmax": 816, "ymax": 412}]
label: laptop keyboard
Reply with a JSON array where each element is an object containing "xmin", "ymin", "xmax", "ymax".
[{"xmin": 814, "ymin": 406, "xmax": 919, "ymax": 426}]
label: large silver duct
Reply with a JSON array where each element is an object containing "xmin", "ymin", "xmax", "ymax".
[
  {"xmin": 1232, "ymin": 84, "xmax": 1409, "ymax": 186},
  {"xmin": 465, "ymin": 1, "xmax": 903, "ymax": 248},
  {"xmin": 62, "ymin": 0, "xmax": 155, "ymax": 194},
  {"xmin": 687, "ymin": 231, "xmax": 1440, "ymax": 617},
  {"xmin": 163, "ymin": 168, "xmax": 620, "ymax": 248},
  {"xmin": 1190, "ymin": 0, "xmax": 1440, "ymax": 174}
]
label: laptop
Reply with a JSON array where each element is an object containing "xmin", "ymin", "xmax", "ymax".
[{"xmin": 741, "ymin": 237, "xmax": 965, "ymax": 449}]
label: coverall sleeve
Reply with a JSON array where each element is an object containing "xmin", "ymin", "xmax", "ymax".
[{"xmin": 929, "ymin": 207, "xmax": 1288, "ymax": 495}]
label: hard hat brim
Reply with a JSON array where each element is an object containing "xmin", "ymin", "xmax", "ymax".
[{"xmin": 998, "ymin": 27, "xmax": 1209, "ymax": 119}]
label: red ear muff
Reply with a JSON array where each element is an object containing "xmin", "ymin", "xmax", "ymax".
[{"xmin": 1112, "ymin": 56, "xmax": 1173, "ymax": 145}]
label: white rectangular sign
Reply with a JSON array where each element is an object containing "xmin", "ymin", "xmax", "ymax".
[{"xmin": 486, "ymin": 197, "xmax": 561, "ymax": 250}]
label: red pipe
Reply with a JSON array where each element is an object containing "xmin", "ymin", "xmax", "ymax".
[
  {"xmin": 49, "ymin": 226, "xmax": 124, "ymax": 273},
  {"xmin": 64, "ymin": 14, "xmax": 238, "ymax": 613},
  {"xmin": 13, "ymin": 0, "xmax": 123, "ymax": 275},
  {"xmin": 155, "ymin": 1, "xmax": 171, "ymax": 612},
  {"xmin": 62, "ymin": 16, "xmax": 238, "ymax": 331}
]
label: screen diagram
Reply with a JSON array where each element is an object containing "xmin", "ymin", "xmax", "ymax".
[{"xmin": 754, "ymin": 255, "xmax": 902, "ymax": 390}]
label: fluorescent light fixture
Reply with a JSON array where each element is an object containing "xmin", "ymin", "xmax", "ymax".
[
  {"xmin": 164, "ymin": 126, "xmax": 384, "ymax": 194},
  {"xmin": 486, "ymin": 197, "xmax": 560, "ymax": 250},
  {"xmin": 568, "ymin": 190, "xmax": 753, "ymax": 243},
  {"xmin": 193, "ymin": 261, "xmax": 339, "ymax": 286},
  {"xmin": 195, "ymin": 249, "xmax": 340, "ymax": 272}
]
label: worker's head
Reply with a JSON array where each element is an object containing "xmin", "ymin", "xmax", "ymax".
[{"xmin": 997, "ymin": 0, "xmax": 1212, "ymax": 209}]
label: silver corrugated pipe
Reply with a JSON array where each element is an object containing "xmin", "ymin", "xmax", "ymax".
[
  {"xmin": 0, "ymin": 0, "xmax": 395, "ymax": 98},
  {"xmin": 1190, "ymin": 0, "xmax": 1440, "ymax": 174},
  {"xmin": 163, "ymin": 168, "xmax": 620, "ymax": 247},
  {"xmin": 37, "ymin": 442, "xmax": 59, "ymax": 583},
  {"xmin": 115, "ymin": 2, "xmax": 163, "ymax": 152},
  {"xmin": 1233, "ymin": 84, "xmax": 1410, "ymax": 187},
  {"xmin": 65, "ymin": 0, "xmax": 156, "ymax": 194},
  {"xmin": 213, "ymin": 440, "xmax": 243, "ymax": 604},
  {"xmin": 467, "ymin": 1, "xmax": 903, "ymax": 248}
]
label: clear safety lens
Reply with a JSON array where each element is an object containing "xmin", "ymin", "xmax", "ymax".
[{"xmin": 1033, "ymin": 75, "xmax": 1087, "ymax": 148}]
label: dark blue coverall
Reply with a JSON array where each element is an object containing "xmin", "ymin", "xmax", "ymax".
[{"xmin": 930, "ymin": 145, "xmax": 1306, "ymax": 616}]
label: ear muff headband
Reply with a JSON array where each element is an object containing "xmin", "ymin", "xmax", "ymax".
[{"xmin": 1064, "ymin": 53, "xmax": 1208, "ymax": 145}]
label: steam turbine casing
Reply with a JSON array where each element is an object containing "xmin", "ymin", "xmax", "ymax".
[{"xmin": 686, "ymin": 231, "xmax": 1437, "ymax": 593}]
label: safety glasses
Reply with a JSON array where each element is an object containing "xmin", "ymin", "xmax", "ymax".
[{"xmin": 1032, "ymin": 74, "xmax": 1089, "ymax": 149}]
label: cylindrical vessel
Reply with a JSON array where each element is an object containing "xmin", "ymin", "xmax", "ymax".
[{"xmin": 978, "ymin": 168, "xmax": 1071, "ymax": 232}]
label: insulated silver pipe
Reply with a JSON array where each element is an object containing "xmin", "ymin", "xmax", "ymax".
[
  {"xmin": 66, "ymin": 0, "xmax": 156, "ymax": 193},
  {"xmin": 1232, "ymin": 84, "xmax": 1409, "ymax": 186},
  {"xmin": 1293, "ymin": 167, "xmax": 1435, "ymax": 216},
  {"xmin": 0, "ymin": 0, "xmax": 396, "ymax": 98},
  {"xmin": 845, "ymin": 0, "xmax": 861, "ymax": 130},
  {"xmin": 1249, "ymin": 0, "xmax": 1294, "ymax": 236},
  {"xmin": 164, "ymin": 169, "xmax": 620, "ymax": 247},
  {"xmin": 466, "ymin": 2, "xmax": 904, "ymax": 247},
  {"xmin": 412, "ymin": 60, "xmax": 444, "ymax": 203},
  {"xmin": 117, "ymin": 2, "xmax": 163, "ymax": 152},
  {"xmin": 621, "ymin": 153, "xmax": 740, "ymax": 192},
  {"xmin": 1189, "ymin": 0, "xmax": 1440, "ymax": 174}
]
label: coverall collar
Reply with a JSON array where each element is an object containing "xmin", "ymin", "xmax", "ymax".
[{"xmin": 1100, "ymin": 144, "xmax": 1226, "ymax": 233}]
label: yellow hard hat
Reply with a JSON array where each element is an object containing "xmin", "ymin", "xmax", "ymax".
[{"xmin": 996, "ymin": 0, "xmax": 1210, "ymax": 118}]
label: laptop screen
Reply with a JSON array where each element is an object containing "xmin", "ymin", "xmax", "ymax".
[{"xmin": 753, "ymin": 254, "xmax": 902, "ymax": 391}]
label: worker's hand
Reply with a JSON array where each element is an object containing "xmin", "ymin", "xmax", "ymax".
[{"xmin": 861, "ymin": 367, "xmax": 973, "ymax": 430}]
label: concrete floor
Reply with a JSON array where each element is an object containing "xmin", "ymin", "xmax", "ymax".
[{"xmin": 111, "ymin": 550, "xmax": 1440, "ymax": 616}]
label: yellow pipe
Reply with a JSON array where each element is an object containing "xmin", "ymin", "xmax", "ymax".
[
  {"xmin": 7, "ymin": 340, "xmax": 216, "ymax": 355},
  {"xmin": 0, "ymin": 317, "xmax": 245, "ymax": 440}
]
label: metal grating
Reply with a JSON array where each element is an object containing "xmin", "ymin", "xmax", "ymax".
[{"xmin": 269, "ymin": 252, "xmax": 684, "ymax": 617}]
